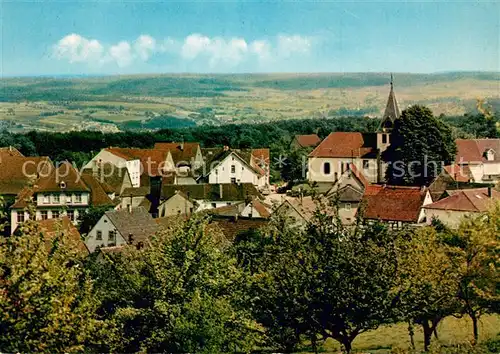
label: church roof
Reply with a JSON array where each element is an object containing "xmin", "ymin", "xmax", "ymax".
[{"xmin": 382, "ymin": 77, "xmax": 401, "ymax": 124}]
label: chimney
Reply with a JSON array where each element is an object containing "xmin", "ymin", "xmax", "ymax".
[
  {"xmin": 488, "ymin": 186, "xmax": 492, "ymax": 198},
  {"xmin": 219, "ymin": 184, "xmax": 223, "ymax": 199},
  {"xmin": 128, "ymin": 233, "xmax": 134, "ymax": 243},
  {"xmin": 180, "ymin": 142, "xmax": 184, "ymax": 151},
  {"xmin": 223, "ymin": 145, "xmax": 229, "ymax": 151}
]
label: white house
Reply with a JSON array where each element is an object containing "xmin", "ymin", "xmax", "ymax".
[
  {"xmin": 455, "ymin": 139, "xmax": 500, "ymax": 183},
  {"xmin": 10, "ymin": 162, "xmax": 115, "ymax": 234},
  {"xmin": 85, "ymin": 206, "xmax": 158, "ymax": 252},
  {"xmin": 202, "ymin": 148, "xmax": 270, "ymax": 189}
]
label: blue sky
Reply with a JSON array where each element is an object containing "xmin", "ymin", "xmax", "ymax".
[{"xmin": 1, "ymin": 1, "xmax": 499, "ymax": 76}]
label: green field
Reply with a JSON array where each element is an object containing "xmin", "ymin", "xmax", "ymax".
[
  {"xmin": 1, "ymin": 72, "xmax": 498, "ymax": 132},
  {"xmin": 312, "ymin": 315, "xmax": 500, "ymax": 353}
]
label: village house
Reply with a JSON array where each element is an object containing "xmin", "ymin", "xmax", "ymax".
[
  {"xmin": 240, "ymin": 199, "xmax": 272, "ymax": 218},
  {"xmin": 455, "ymin": 139, "xmax": 500, "ymax": 183},
  {"xmin": 9, "ymin": 162, "xmax": 116, "ymax": 234},
  {"xmin": 290, "ymin": 134, "xmax": 321, "ymax": 150},
  {"xmin": 85, "ymin": 206, "xmax": 158, "ymax": 253},
  {"xmin": 326, "ymin": 163, "xmax": 371, "ymax": 225},
  {"xmin": 423, "ymin": 187, "xmax": 500, "ymax": 228},
  {"xmin": 200, "ymin": 147, "xmax": 270, "ymax": 189},
  {"xmin": 360, "ymin": 185, "xmax": 433, "ymax": 229},
  {"xmin": 33, "ymin": 217, "xmax": 89, "ymax": 256},
  {"xmin": 158, "ymin": 183, "xmax": 261, "ymax": 218},
  {"xmin": 82, "ymin": 164, "xmax": 133, "ymax": 197}
]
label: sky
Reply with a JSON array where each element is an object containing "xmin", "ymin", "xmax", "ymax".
[{"xmin": 1, "ymin": 1, "xmax": 499, "ymax": 76}]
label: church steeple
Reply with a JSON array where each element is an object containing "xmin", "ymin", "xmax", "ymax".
[{"xmin": 380, "ymin": 73, "xmax": 400, "ymax": 132}]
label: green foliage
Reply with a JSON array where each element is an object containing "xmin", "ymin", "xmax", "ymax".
[
  {"xmin": 90, "ymin": 216, "xmax": 264, "ymax": 352},
  {"xmin": 0, "ymin": 221, "xmax": 104, "ymax": 352},
  {"xmin": 78, "ymin": 205, "xmax": 112, "ymax": 235},
  {"xmin": 384, "ymin": 105, "xmax": 457, "ymax": 186}
]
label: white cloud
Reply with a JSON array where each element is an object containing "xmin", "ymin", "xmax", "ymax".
[
  {"xmin": 53, "ymin": 33, "xmax": 315, "ymax": 69},
  {"xmin": 277, "ymin": 35, "xmax": 312, "ymax": 57},
  {"xmin": 108, "ymin": 41, "xmax": 133, "ymax": 67},
  {"xmin": 181, "ymin": 34, "xmax": 249, "ymax": 67},
  {"xmin": 53, "ymin": 33, "xmax": 104, "ymax": 63},
  {"xmin": 134, "ymin": 35, "xmax": 156, "ymax": 60}
]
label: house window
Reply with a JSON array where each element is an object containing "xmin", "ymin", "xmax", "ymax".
[
  {"xmin": 52, "ymin": 210, "xmax": 60, "ymax": 219},
  {"xmin": 323, "ymin": 162, "xmax": 331, "ymax": 175},
  {"xmin": 53, "ymin": 194, "xmax": 60, "ymax": 203},
  {"xmin": 345, "ymin": 203, "xmax": 352, "ymax": 211},
  {"xmin": 211, "ymin": 202, "xmax": 217, "ymax": 208},
  {"xmin": 17, "ymin": 212, "xmax": 25, "ymax": 223},
  {"xmin": 67, "ymin": 210, "xmax": 75, "ymax": 222},
  {"xmin": 382, "ymin": 134, "xmax": 388, "ymax": 144},
  {"xmin": 363, "ymin": 160, "xmax": 370, "ymax": 169},
  {"xmin": 75, "ymin": 193, "xmax": 82, "ymax": 204},
  {"xmin": 231, "ymin": 165, "xmax": 236, "ymax": 173},
  {"xmin": 96, "ymin": 230, "xmax": 102, "ymax": 240},
  {"xmin": 41, "ymin": 210, "xmax": 48, "ymax": 220},
  {"xmin": 108, "ymin": 230, "xmax": 116, "ymax": 242},
  {"xmin": 43, "ymin": 194, "xmax": 49, "ymax": 204},
  {"xmin": 231, "ymin": 177, "xmax": 236, "ymax": 184}
]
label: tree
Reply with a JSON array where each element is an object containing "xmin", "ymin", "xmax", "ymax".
[
  {"xmin": 396, "ymin": 226, "xmax": 460, "ymax": 351},
  {"xmin": 90, "ymin": 216, "xmax": 264, "ymax": 353},
  {"xmin": 384, "ymin": 105, "xmax": 456, "ymax": 186},
  {"xmin": 235, "ymin": 205, "xmax": 401, "ymax": 352},
  {"xmin": 444, "ymin": 203, "xmax": 500, "ymax": 344},
  {"xmin": 280, "ymin": 146, "xmax": 311, "ymax": 183},
  {"xmin": 0, "ymin": 220, "xmax": 104, "ymax": 352}
]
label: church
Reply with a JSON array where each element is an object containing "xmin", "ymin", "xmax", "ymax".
[{"xmin": 308, "ymin": 75, "xmax": 401, "ymax": 187}]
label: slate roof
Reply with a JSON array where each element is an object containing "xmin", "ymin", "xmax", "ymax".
[
  {"xmin": 161, "ymin": 183, "xmax": 261, "ymax": 202},
  {"xmin": 293, "ymin": 134, "xmax": 321, "ymax": 148},
  {"xmin": 455, "ymin": 139, "xmax": 500, "ymax": 163},
  {"xmin": 0, "ymin": 155, "xmax": 53, "ymax": 195},
  {"xmin": 105, "ymin": 206, "xmax": 157, "ymax": 246},
  {"xmin": 362, "ymin": 185, "xmax": 427, "ymax": 222},
  {"xmin": 207, "ymin": 202, "xmax": 245, "ymax": 217},
  {"xmin": 122, "ymin": 186, "xmax": 150, "ymax": 197},
  {"xmin": 425, "ymin": 188, "xmax": 500, "ymax": 212},
  {"xmin": 382, "ymin": 81, "xmax": 401, "ymax": 123},
  {"xmin": 309, "ymin": 132, "xmax": 378, "ymax": 158}
]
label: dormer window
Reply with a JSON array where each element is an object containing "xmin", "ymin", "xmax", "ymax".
[
  {"xmin": 485, "ymin": 149, "xmax": 495, "ymax": 161},
  {"xmin": 59, "ymin": 181, "xmax": 66, "ymax": 189}
]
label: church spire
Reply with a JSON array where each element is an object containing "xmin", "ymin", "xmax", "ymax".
[{"xmin": 380, "ymin": 73, "xmax": 400, "ymax": 132}]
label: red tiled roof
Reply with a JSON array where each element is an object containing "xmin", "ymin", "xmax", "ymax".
[
  {"xmin": 154, "ymin": 142, "xmax": 200, "ymax": 164},
  {"xmin": 443, "ymin": 164, "xmax": 472, "ymax": 183},
  {"xmin": 36, "ymin": 162, "xmax": 90, "ymax": 193},
  {"xmin": 0, "ymin": 155, "xmax": 53, "ymax": 195},
  {"xmin": 455, "ymin": 139, "xmax": 500, "ymax": 163},
  {"xmin": 348, "ymin": 163, "xmax": 371, "ymax": 188},
  {"xmin": 362, "ymin": 185, "xmax": 427, "ymax": 222},
  {"xmin": 80, "ymin": 173, "xmax": 115, "ymax": 207},
  {"xmin": 0, "ymin": 146, "xmax": 24, "ymax": 157},
  {"xmin": 36, "ymin": 217, "xmax": 88, "ymax": 255},
  {"xmin": 309, "ymin": 132, "xmax": 376, "ymax": 158},
  {"xmin": 425, "ymin": 188, "xmax": 500, "ymax": 212},
  {"xmin": 249, "ymin": 199, "xmax": 271, "ymax": 218},
  {"xmin": 294, "ymin": 134, "xmax": 321, "ymax": 148}
]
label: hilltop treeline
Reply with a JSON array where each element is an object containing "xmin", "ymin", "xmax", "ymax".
[{"xmin": 1, "ymin": 204, "xmax": 499, "ymax": 353}]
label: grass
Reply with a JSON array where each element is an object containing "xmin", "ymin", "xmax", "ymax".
[{"xmin": 315, "ymin": 315, "xmax": 500, "ymax": 353}]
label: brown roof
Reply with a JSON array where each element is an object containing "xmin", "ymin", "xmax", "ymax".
[
  {"xmin": 207, "ymin": 202, "xmax": 244, "ymax": 217},
  {"xmin": 213, "ymin": 218, "xmax": 268, "ymax": 241},
  {"xmin": 105, "ymin": 207, "xmax": 157, "ymax": 247},
  {"xmin": 154, "ymin": 142, "xmax": 200, "ymax": 164},
  {"xmin": 443, "ymin": 164, "xmax": 473, "ymax": 183},
  {"xmin": 382, "ymin": 82, "xmax": 401, "ymax": 123},
  {"xmin": 425, "ymin": 188, "xmax": 500, "ymax": 212},
  {"xmin": 34, "ymin": 162, "xmax": 90, "ymax": 193},
  {"xmin": 0, "ymin": 155, "xmax": 53, "ymax": 195},
  {"xmin": 309, "ymin": 132, "xmax": 377, "ymax": 158},
  {"xmin": 362, "ymin": 185, "xmax": 427, "ymax": 222},
  {"xmin": 80, "ymin": 173, "xmax": 115, "ymax": 207},
  {"xmin": 294, "ymin": 134, "xmax": 321, "ymax": 148},
  {"xmin": 0, "ymin": 146, "xmax": 24, "ymax": 157},
  {"xmin": 248, "ymin": 199, "xmax": 271, "ymax": 218},
  {"xmin": 122, "ymin": 186, "xmax": 150, "ymax": 197},
  {"xmin": 82, "ymin": 165, "xmax": 131, "ymax": 195},
  {"xmin": 455, "ymin": 139, "xmax": 500, "ymax": 164},
  {"xmin": 35, "ymin": 217, "xmax": 88, "ymax": 255},
  {"xmin": 348, "ymin": 163, "xmax": 371, "ymax": 188}
]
